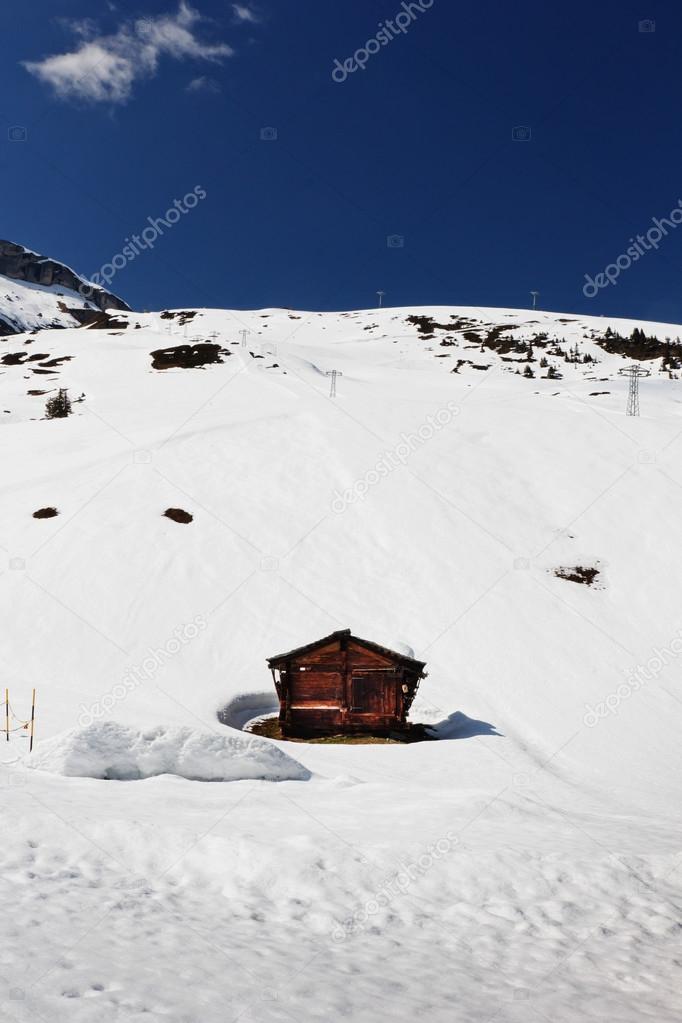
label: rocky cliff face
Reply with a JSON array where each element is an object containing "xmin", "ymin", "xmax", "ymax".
[{"xmin": 0, "ymin": 240, "xmax": 130, "ymax": 313}]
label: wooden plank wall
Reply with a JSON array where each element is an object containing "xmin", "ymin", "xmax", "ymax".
[{"xmin": 278, "ymin": 636, "xmax": 418, "ymax": 735}]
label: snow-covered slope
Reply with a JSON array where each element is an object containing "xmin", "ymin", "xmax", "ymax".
[{"xmin": 2, "ymin": 303, "xmax": 682, "ymax": 1022}]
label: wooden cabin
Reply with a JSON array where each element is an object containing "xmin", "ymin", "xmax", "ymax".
[{"xmin": 267, "ymin": 629, "xmax": 427, "ymax": 738}]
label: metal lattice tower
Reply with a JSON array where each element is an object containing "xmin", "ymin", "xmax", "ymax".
[
  {"xmin": 619, "ymin": 364, "xmax": 650, "ymax": 416},
  {"xmin": 377, "ymin": 290, "xmax": 385, "ymax": 308},
  {"xmin": 530, "ymin": 290, "xmax": 539, "ymax": 310},
  {"xmin": 240, "ymin": 328, "xmax": 251, "ymax": 349},
  {"xmin": 325, "ymin": 369, "xmax": 343, "ymax": 398}
]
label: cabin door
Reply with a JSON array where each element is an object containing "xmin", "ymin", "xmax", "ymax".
[{"xmin": 350, "ymin": 671, "xmax": 387, "ymax": 714}]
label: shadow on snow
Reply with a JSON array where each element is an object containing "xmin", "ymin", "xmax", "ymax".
[{"xmin": 429, "ymin": 711, "xmax": 503, "ymax": 741}]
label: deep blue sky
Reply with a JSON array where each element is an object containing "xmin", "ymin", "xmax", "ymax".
[{"xmin": 2, "ymin": 0, "xmax": 681, "ymax": 320}]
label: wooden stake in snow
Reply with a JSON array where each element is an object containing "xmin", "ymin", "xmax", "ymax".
[{"xmin": 29, "ymin": 689, "xmax": 36, "ymax": 753}]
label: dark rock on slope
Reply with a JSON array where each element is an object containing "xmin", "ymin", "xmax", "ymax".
[{"xmin": 0, "ymin": 240, "xmax": 130, "ymax": 313}]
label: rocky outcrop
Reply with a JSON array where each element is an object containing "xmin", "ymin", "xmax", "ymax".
[
  {"xmin": 150, "ymin": 343, "xmax": 232, "ymax": 370},
  {"xmin": 0, "ymin": 240, "xmax": 130, "ymax": 312}
]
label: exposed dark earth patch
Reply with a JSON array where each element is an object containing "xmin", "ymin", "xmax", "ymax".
[
  {"xmin": 248, "ymin": 715, "xmax": 435, "ymax": 744},
  {"xmin": 407, "ymin": 315, "xmax": 529, "ymax": 356},
  {"xmin": 451, "ymin": 359, "xmax": 490, "ymax": 373},
  {"xmin": 67, "ymin": 309, "xmax": 130, "ymax": 330},
  {"xmin": 3, "ymin": 351, "xmax": 72, "ymax": 368},
  {"xmin": 554, "ymin": 565, "xmax": 600, "ymax": 587},
  {"xmin": 2, "ymin": 351, "xmax": 48, "ymax": 365},
  {"xmin": 33, "ymin": 507, "xmax": 59, "ymax": 519},
  {"xmin": 151, "ymin": 343, "xmax": 231, "ymax": 370},
  {"xmin": 164, "ymin": 508, "xmax": 193, "ymax": 524},
  {"xmin": 160, "ymin": 310, "xmax": 197, "ymax": 326},
  {"xmin": 38, "ymin": 356, "xmax": 72, "ymax": 368}
]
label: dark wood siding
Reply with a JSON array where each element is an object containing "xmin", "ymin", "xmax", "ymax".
[
  {"xmin": 269, "ymin": 631, "xmax": 425, "ymax": 737},
  {"xmin": 348, "ymin": 644, "xmax": 394, "ymax": 669},
  {"xmin": 351, "ymin": 671, "xmax": 389, "ymax": 714},
  {"xmin": 289, "ymin": 669, "xmax": 343, "ymax": 705}
]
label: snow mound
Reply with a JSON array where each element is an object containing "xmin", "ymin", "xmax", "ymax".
[
  {"xmin": 217, "ymin": 690, "xmax": 280, "ymax": 731},
  {"xmin": 26, "ymin": 722, "xmax": 311, "ymax": 782},
  {"xmin": 371, "ymin": 635, "xmax": 416, "ymax": 659},
  {"xmin": 391, "ymin": 640, "xmax": 416, "ymax": 659}
]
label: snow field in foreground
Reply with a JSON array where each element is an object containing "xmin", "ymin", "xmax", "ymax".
[{"xmin": 2, "ymin": 303, "xmax": 682, "ymax": 1021}]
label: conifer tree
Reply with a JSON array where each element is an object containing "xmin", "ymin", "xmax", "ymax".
[{"xmin": 45, "ymin": 388, "xmax": 72, "ymax": 419}]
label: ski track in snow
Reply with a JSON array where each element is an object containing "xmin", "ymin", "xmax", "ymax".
[{"xmin": 1, "ymin": 299, "xmax": 682, "ymax": 1021}]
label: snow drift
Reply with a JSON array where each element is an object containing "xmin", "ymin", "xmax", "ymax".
[
  {"xmin": 217, "ymin": 690, "xmax": 280, "ymax": 731},
  {"xmin": 25, "ymin": 721, "xmax": 311, "ymax": 781}
]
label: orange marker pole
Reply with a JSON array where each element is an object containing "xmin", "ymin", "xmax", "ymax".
[{"xmin": 29, "ymin": 689, "xmax": 35, "ymax": 753}]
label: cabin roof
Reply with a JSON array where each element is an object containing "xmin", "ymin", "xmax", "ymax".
[{"xmin": 266, "ymin": 628, "xmax": 426, "ymax": 673}]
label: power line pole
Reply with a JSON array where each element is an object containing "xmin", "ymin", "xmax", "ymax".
[
  {"xmin": 530, "ymin": 290, "xmax": 539, "ymax": 310},
  {"xmin": 619, "ymin": 364, "xmax": 650, "ymax": 416},
  {"xmin": 325, "ymin": 369, "xmax": 343, "ymax": 398}
]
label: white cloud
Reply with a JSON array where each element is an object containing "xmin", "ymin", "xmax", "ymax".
[
  {"xmin": 23, "ymin": 2, "xmax": 233, "ymax": 105},
  {"xmin": 186, "ymin": 75, "xmax": 220, "ymax": 94},
  {"xmin": 232, "ymin": 4, "xmax": 259, "ymax": 23},
  {"xmin": 54, "ymin": 17, "xmax": 99, "ymax": 39}
]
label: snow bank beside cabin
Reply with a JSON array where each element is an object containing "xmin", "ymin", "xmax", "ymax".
[{"xmin": 25, "ymin": 722, "xmax": 311, "ymax": 782}]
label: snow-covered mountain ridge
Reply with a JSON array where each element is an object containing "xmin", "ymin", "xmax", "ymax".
[
  {"xmin": 0, "ymin": 239, "xmax": 129, "ymax": 335},
  {"xmin": 3, "ymin": 301, "xmax": 682, "ymax": 426}
]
